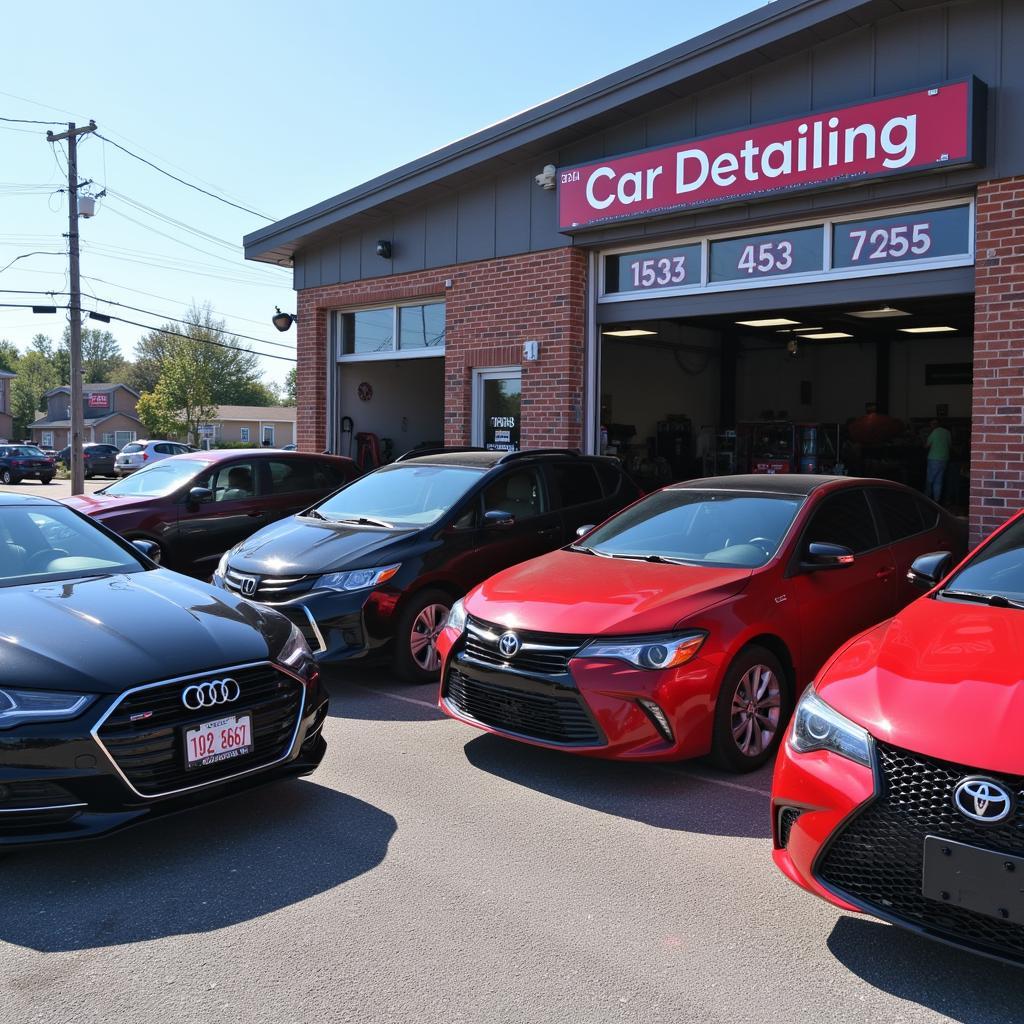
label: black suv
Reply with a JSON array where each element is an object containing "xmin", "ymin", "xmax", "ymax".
[
  {"xmin": 57, "ymin": 442, "xmax": 120, "ymax": 479},
  {"xmin": 212, "ymin": 448, "xmax": 640, "ymax": 680}
]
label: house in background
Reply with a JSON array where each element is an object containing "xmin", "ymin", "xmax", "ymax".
[
  {"xmin": 0, "ymin": 370, "xmax": 14, "ymax": 442},
  {"xmin": 193, "ymin": 405, "xmax": 296, "ymax": 448},
  {"xmin": 29, "ymin": 383, "xmax": 143, "ymax": 450}
]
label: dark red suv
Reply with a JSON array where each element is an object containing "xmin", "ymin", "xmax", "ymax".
[{"xmin": 64, "ymin": 449, "xmax": 359, "ymax": 577}]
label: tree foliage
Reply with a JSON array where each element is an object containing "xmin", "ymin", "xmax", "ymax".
[
  {"xmin": 281, "ymin": 367, "xmax": 296, "ymax": 406},
  {"xmin": 0, "ymin": 340, "xmax": 19, "ymax": 374},
  {"xmin": 60, "ymin": 326, "xmax": 125, "ymax": 383},
  {"xmin": 10, "ymin": 351, "xmax": 58, "ymax": 440}
]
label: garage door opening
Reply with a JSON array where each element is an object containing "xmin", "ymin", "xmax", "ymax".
[{"xmin": 598, "ymin": 293, "xmax": 974, "ymax": 511}]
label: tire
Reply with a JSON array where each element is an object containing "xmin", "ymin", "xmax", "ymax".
[
  {"xmin": 710, "ymin": 645, "xmax": 792, "ymax": 773},
  {"xmin": 84, "ymin": 471, "xmax": 93, "ymax": 480},
  {"xmin": 0, "ymin": 469, "xmax": 16, "ymax": 485},
  {"xmin": 39, "ymin": 476, "xmax": 52, "ymax": 485},
  {"xmin": 391, "ymin": 588, "xmax": 452, "ymax": 684}
]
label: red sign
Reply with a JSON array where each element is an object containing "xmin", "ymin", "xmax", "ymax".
[
  {"xmin": 558, "ymin": 80, "xmax": 984, "ymax": 231},
  {"xmin": 87, "ymin": 392, "xmax": 110, "ymax": 409}
]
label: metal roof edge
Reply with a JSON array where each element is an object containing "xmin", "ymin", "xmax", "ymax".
[{"xmin": 244, "ymin": 0, "xmax": 890, "ymax": 262}]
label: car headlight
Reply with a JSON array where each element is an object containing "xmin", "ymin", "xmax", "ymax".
[
  {"xmin": 578, "ymin": 631, "xmax": 706, "ymax": 670},
  {"xmin": 315, "ymin": 563, "xmax": 401, "ymax": 592},
  {"xmin": 277, "ymin": 621, "xmax": 314, "ymax": 671},
  {"xmin": 0, "ymin": 688, "xmax": 94, "ymax": 730},
  {"xmin": 214, "ymin": 550, "xmax": 230, "ymax": 580},
  {"xmin": 789, "ymin": 689, "xmax": 872, "ymax": 766},
  {"xmin": 447, "ymin": 597, "xmax": 467, "ymax": 637}
]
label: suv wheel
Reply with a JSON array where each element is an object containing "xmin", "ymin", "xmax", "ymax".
[
  {"xmin": 392, "ymin": 589, "xmax": 451, "ymax": 683},
  {"xmin": 0, "ymin": 469, "xmax": 16, "ymax": 485},
  {"xmin": 710, "ymin": 645, "xmax": 791, "ymax": 773}
]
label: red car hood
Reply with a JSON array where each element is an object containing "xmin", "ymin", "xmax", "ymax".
[
  {"xmin": 63, "ymin": 492, "xmax": 147, "ymax": 518},
  {"xmin": 465, "ymin": 549, "xmax": 752, "ymax": 635},
  {"xmin": 817, "ymin": 597, "xmax": 1024, "ymax": 775}
]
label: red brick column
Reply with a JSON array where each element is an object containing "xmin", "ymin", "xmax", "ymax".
[
  {"xmin": 292, "ymin": 247, "xmax": 588, "ymax": 453},
  {"xmin": 970, "ymin": 177, "xmax": 1024, "ymax": 546}
]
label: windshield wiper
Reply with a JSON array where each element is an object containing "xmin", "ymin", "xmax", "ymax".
[
  {"xmin": 939, "ymin": 589, "xmax": 1024, "ymax": 609},
  {"xmin": 303, "ymin": 508, "xmax": 329, "ymax": 521},
  {"xmin": 570, "ymin": 545, "xmax": 611, "ymax": 557},
  {"xmin": 605, "ymin": 552, "xmax": 687, "ymax": 564},
  {"xmin": 330, "ymin": 516, "xmax": 394, "ymax": 529}
]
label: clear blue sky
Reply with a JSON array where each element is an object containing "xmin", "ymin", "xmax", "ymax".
[{"xmin": 0, "ymin": 0, "xmax": 765, "ymax": 390}]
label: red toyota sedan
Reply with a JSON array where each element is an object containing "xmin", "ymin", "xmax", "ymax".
[
  {"xmin": 64, "ymin": 449, "xmax": 359, "ymax": 577},
  {"xmin": 437, "ymin": 475, "xmax": 964, "ymax": 772},
  {"xmin": 772, "ymin": 509, "xmax": 1024, "ymax": 965}
]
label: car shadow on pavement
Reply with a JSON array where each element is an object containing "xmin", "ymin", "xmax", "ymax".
[
  {"xmin": 827, "ymin": 917, "xmax": 1023, "ymax": 1021},
  {"xmin": 0, "ymin": 780, "xmax": 395, "ymax": 953},
  {"xmin": 463, "ymin": 733, "xmax": 771, "ymax": 838},
  {"xmin": 324, "ymin": 669, "xmax": 445, "ymax": 724}
]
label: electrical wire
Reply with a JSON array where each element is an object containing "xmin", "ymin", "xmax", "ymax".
[
  {"xmin": 0, "ymin": 251, "xmax": 66, "ymax": 275},
  {"xmin": 0, "ymin": 115, "xmax": 64, "ymax": 125},
  {"xmin": 102, "ymin": 188, "xmax": 244, "ymax": 250},
  {"xmin": 94, "ymin": 133, "xmax": 276, "ymax": 221}
]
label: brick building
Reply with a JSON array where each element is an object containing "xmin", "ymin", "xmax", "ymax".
[{"xmin": 246, "ymin": 0, "xmax": 1024, "ymax": 542}]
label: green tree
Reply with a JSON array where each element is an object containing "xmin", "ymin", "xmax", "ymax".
[
  {"xmin": 60, "ymin": 326, "xmax": 124, "ymax": 383},
  {"xmin": 31, "ymin": 333, "xmax": 68, "ymax": 385},
  {"xmin": 10, "ymin": 350, "xmax": 58, "ymax": 439},
  {"xmin": 0, "ymin": 340, "xmax": 19, "ymax": 374},
  {"xmin": 281, "ymin": 367, "xmax": 296, "ymax": 406}
]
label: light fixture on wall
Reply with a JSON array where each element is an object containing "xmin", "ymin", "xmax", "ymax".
[
  {"xmin": 534, "ymin": 164, "xmax": 557, "ymax": 190},
  {"xmin": 272, "ymin": 307, "xmax": 296, "ymax": 332},
  {"xmin": 376, "ymin": 240, "xmax": 392, "ymax": 259}
]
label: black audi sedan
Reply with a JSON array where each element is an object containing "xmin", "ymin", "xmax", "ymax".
[
  {"xmin": 0, "ymin": 493, "xmax": 327, "ymax": 848},
  {"xmin": 213, "ymin": 448, "xmax": 640, "ymax": 681}
]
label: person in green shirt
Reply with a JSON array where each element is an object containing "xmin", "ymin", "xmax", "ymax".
[{"xmin": 925, "ymin": 418, "xmax": 952, "ymax": 503}]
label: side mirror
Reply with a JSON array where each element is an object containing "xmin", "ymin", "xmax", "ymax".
[
  {"xmin": 188, "ymin": 486, "xmax": 213, "ymax": 506},
  {"xmin": 483, "ymin": 509, "xmax": 515, "ymax": 529},
  {"xmin": 132, "ymin": 539, "xmax": 161, "ymax": 564},
  {"xmin": 802, "ymin": 541, "xmax": 855, "ymax": 571},
  {"xmin": 576, "ymin": 524, "xmax": 596, "ymax": 539},
  {"xmin": 908, "ymin": 551, "xmax": 952, "ymax": 589}
]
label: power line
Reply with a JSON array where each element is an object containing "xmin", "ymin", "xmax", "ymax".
[
  {"xmin": 0, "ymin": 114, "xmax": 64, "ymax": 126},
  {"xmin": 0, "ymin": 250, "xmax": 65, "ymax": 275},
  {"xmin": 94, "ymin": 133, "xmax": 277, "ymax": 221},
  {"xmin": 102, "ymin": 188, "xmax": 244, "ymax": 251}
]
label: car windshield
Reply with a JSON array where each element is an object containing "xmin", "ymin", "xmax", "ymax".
[
  {"xmin": 577, "ymin": 489, "xmax": 803, "ymax": 568},
  {"xmin": 942, "ymin": 516, "xmax": 1024, "ymax": 604},
  {"xmin": 101, "ymin": 458, "xmax": 205, "ymax": 497},
  {"xmin": 0, "ymin": 504, "xmax": 143, "ymax": 587},
  {"xmin": 3, "ymin": 446, "xmax": 46, "ymax": 458},
  {"xmin": 313, "ymin": 464, "xmax": 484, "ymax": 527}
]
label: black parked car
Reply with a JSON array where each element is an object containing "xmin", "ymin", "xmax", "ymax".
[
  {"xmin": 56, "ymin": 442, "xmax": 120, "ymax": 479},
  {"xmin": 0, "ymin": 444, "xmax": 55, "ymax": 485},
  {"xmin": 0, "ymin": 492, "xmax": 327, "ymax": 848},
  {"xmin": 213, "ymin": 448, "xmax": 641, "ymax": 681}
]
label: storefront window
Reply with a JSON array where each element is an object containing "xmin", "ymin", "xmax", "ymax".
[
  {"xmin": 399, "ymin": 302, "xmax": 445, "ymax": 350},
  {"xmin": 336, "ymin": 302, "xmax": 446, "ymax": 358}
]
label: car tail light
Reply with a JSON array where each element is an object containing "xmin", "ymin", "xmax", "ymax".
[{"xmin": 142, "ymin": 452, "xmax": 148, "ymax": 460}]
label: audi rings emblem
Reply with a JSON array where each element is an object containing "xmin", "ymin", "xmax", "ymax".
[
  {"xmin": 953, "ymin": 776, "xmax": 1015, "ymax": 824},
  {"xmin": 498, "ymin": 631, "xmax": 521, "ymax": 658},
  {"xmin": 181, "ymin": 678, "xmax": 242, "ymax": 711}
]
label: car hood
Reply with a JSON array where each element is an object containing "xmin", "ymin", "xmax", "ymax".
[
  {"xmin": 466, "ymin": 549, "xmax": 753, "ymax": 635},
  {"xmin": 63, "ymin": 493, "xmax": 153, "ymax": 518},
  {"xmin": 817, "ymin": 597, "xmax": 1024, "ymax": 775},
  {"xmin": 227, "ymin": 516, "xmax": 416, "ymax": 574},
  {"xmin": 0, "ymin": 570, "xmax": 286, "ymax": 695}
]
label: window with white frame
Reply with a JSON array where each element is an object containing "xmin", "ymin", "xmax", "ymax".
[
  {"xmin": 261, "ymin": 425, "xmax": 275, "ymax": 446},
  {"xmin": 240, "ymin": 427, "xmax": 250, "ymax": 443},
  {"xmin": 41, "ymin": 431, "xmax": 54, "ymax": 448},
  {"xmin": 334, "ymin": 301, "xmax": 445, "ymax": 359},
  {"xmin": 102, "ymin": 433, "xmax": 115, "ymax": 444},
  {"xmin": 114, "ymin": 430, "xmax": 135, "ymax": 448}
]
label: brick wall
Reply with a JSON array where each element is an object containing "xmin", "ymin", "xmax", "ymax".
[
  {"xmin": 970, "ymin": 177, "xmax": 1024, "ymax": 546},
  {"xmin": 294, "ymin": 247, "xmax": 587, "ymax": 453}
]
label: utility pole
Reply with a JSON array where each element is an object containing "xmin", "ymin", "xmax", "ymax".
[{"xmin": 47, "ymin": 120, "xmax": 96, "ymax": 496}]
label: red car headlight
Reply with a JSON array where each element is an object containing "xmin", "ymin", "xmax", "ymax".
[{"xmin": 578, "ymin": 631, "xmax": 706, "ymax": 670}]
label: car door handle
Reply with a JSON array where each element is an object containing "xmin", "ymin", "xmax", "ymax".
[
  {"xmin": 537, "ymin": 526, "xmax": 560, "ymax": 538},
  {"xmin": 246, "ymin": 511, "xmax": 265, "ymax": 518},
  {"xmin": 876, "ymin": 566, "xmax": 897, "ymax": 580}
]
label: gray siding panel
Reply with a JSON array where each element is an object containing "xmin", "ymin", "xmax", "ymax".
[
  {"xmin": 873, "ymin": 7, "xmax": 947, "ymax": 93},
  {"xmin": 750, "ymin": 53, "xmax": 812, "ymax": 122},
  {"xmin": 494, "ymin": 172, "xmax": 532, "ymax": 257},
  {"xmin": 361, "ymin": 228, "xmax": 392, "ymax": 278},
  {"xmin": 456, "ymin": 183, "xmax": 496, "ymax": 263},
  {"xmin": 424, "ymin": 194, "xmax": 458, "ymax": 268},
  {"xmin": 643, "ymin": 97, "xmax": 696, "ymax": 147},
  {"xmin": 810, "ymin": 26, "xmax": 874, "ymax": 107},
  {"xmin": 391, "ymin": 207, "xmax": 426, "ymax": 275},
  {"xmin": 339, "ymin": 235, "xmax": 361, "ymax": 281}
]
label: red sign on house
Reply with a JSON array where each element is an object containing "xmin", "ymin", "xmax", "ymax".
[
  {"xmin": 557, "ymin": 79, "xmax": 985, "ymax": 231},
  {"xmin": 87, "ymin": 392, "xmax": 110, "ymax": 409}
]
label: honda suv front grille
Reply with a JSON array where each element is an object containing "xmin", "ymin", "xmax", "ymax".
[
  {"xmin": 94, "ymin": 662, "xmax": 304, "ymax": 797},
  {"xmin": 817, "ymin": 741, "xmax": 1024, "ymax": 961},
  {"xmin": 223, "ymin": 569, "xmax": 318, "ymax": 604}
]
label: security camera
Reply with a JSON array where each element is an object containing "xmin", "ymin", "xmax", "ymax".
[{"xmin": 534, "ymin": 164, "xmax": 557, "ymax": 190}]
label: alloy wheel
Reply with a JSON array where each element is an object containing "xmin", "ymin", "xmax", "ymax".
[
  {"xmin": 730, "ymin": 663, "xmax": 782, "ymax": 759},
  {"xmin": 409, "ymin": 603, "xmax": 450, "ymax": 672}
]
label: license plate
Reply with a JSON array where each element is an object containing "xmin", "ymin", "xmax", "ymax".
[
  {"xmin": 184, "ymin": 713, "xmax": 253, "ymax": 769},
  {"xmin": 922, "ymin": 835, "xmax": 1024, "ymax": 923}
]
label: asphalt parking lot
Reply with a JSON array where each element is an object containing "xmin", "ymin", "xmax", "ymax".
[
  {"xmin": 1, "ymin": 669, "xmax": 1020, "ymax": 1024},
  {"xmin": 0, "ymin": 477, "xmax": 111, "ymax": 499}
]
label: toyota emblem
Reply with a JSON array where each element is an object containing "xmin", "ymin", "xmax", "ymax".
[
  {"xmin": 182, "ymin": 678, "xmax": 242, "ymax": 711},
  {"xmin": 953, "ymin": 776, "xmax": 1015, "ymax": 824},
  {"xmin": 238, "ymin": 575, "xmax": 258, "ymax": 597},
  {"xmin": 498, "ymin": 631, "xmax": 521, "ymax": 658}
]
